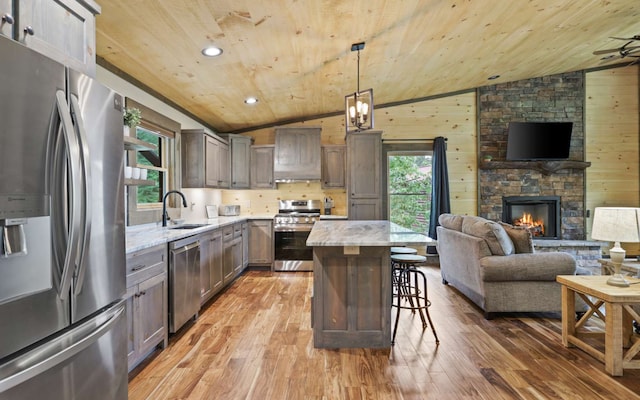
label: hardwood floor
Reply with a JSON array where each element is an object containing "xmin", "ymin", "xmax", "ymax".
[{"xmin": 128, "ymin": 266, "xmax": 640, "ymax": 399}]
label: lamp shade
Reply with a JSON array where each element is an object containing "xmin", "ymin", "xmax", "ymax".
[{"xmin": 591, "ymin": 207, "xmax": 640, "ymax": 243}]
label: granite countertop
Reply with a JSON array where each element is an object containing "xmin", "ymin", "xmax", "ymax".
[
  {"xmin": 306, "ymin": 220, "xmax": 435, "ymax": 247},
  {"xmin": 126, "ymin": 214, "xmax": 275, "ymax": 254}
]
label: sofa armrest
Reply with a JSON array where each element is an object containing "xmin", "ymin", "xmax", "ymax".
[{"xmin": 480, "ymin": 252, "xmax": 576, "ymax": 282}]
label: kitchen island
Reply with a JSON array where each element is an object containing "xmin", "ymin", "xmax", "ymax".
[{"xmin": 306, "ymin": 220, "xmax": 434, "ymax": 348}]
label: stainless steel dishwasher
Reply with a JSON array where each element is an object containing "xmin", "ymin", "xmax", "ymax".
[{"xmin": 169, "ymin": 236, "xmax": 201, "ymax": 333}]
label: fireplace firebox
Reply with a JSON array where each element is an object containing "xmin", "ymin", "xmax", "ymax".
[{"xmin": 502, "ymin": 196, "xmax": 561, "ymax": 239}]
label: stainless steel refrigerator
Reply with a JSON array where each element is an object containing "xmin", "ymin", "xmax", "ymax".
[{"xmin": 0, "ymin": 36, "xmax": 127, "ymax": 399}]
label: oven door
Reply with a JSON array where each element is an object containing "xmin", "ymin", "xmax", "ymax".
[{"xmin": 273, "ymin": 226, "xmax": 313, "ymax": 271}]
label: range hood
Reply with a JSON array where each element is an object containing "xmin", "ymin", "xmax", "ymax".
[{"xmin": 273, "ymin": 126, "xmax": 321, "ymax": 182}]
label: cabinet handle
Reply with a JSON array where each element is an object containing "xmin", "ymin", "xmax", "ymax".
[
  {"xmin": 140, "ymin": 290, "xmax": 146, "ymax": 296},
  {"xmin": 131, "ymin": 264, "xmax": 146, "ymax": 271},
  {"xmin": 23, "ymin": 26, "xmax": 34, "ymax": 36},
  {"xmin": 1, "ymin": 14, "xmax": 14, "ymax": 24}
]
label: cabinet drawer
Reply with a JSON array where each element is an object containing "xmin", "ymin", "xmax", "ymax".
[
  {"xmin": 126, "ymin": 244, "xmax": 167, "ymax": 287},
  {"xmin": 233, "ymin": 224, "xmax": 242, "ymax": 239},
  {"xmin": 223, "ymin": 226, "xmax": 234, "ymax": 241}
]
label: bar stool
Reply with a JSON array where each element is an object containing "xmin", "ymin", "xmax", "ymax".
[{"xmin": 391, "ymin": 254, "xmax": 439, "ymax": 345}]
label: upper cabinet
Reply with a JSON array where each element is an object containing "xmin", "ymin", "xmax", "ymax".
[
  {"xmin": 181, "ymin": 129, "xmax": 230, "ymax": 189},
  {"xmin": 347, "ymin": 131, "xmax": 383, "ymax": 220},
  {"xmin": 251, "ymin": 145, "xmax": 275, "ymax": 189},
  {"xmin": 1, "ymin": 0, "xmax": 100, "ymax": 76},
  {"xmin": 274, "ymin": 126, "xmax": 321, "ymax": 182},
  {"xmin": 321, "ymin": 145, "xmax": 346, "ymax": 188},
  {"xmin": 219, "ymin": 134, "xmax": 252, "ymax": 189}
]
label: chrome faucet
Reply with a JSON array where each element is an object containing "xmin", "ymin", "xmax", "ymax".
[{"xmin": 162, "ymin": 190, "xmax": 188, "ymax": 227}]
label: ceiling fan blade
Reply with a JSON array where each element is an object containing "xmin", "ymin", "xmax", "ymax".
[
  {"xmin": 593, "ymin": 48, "xmax": 623, "ymax": 55},
  {"xmin": 610, "ymin": 35, "xmax": 640, "ymax": 41}
]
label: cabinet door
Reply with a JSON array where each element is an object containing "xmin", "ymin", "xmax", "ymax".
[
  {"xmin": 249, "ymin": 220, "xmax": 273, "ymax": 265},
  {"xmin": 251, "ymin": 145, "xmax": 275, "ymax": 189},
  {"xmin": 230, "ymin": 137, "xmax": 251, "ymax": 188},
  {"xmin": 0, "ymin": 1, "xmax": 14, "ymax": 38},
  {"xmin": 125, "ymin": 286, "xmax": 137, "ymax": 369},
  {"xmin": 322, "ymin": 145, "xmax": 346, "ymax": 188},
  {"xmin": 222, "ymin": 227, "xmax": 235, "ymax": 284},
  {"xmin": 137, "ymin": 272, "xmax": 167, "ymax": 357},
  {"xmin": 205, "ymin": 135, "xmax": 219, "ymax": 187},
  {"xmin": 349, "ymin": 198, "xmax": 382, "ymax": 220},
  {"xmin": 18, "ymin": 0, "xmax": 98, "ymax": 76},
  {"xmin": 218, "ymin": 141, "xmax": 230, "ymax": 188},
  {"xmin": 348, "ymin": 133, "xmax": 381, "ymax": 198},
  {"xmin": 209, "ymin": 230, "xmax": 224, "ymax": 295},
  {"xmin": 199, "ymin": 232, "xmax": 213, "ymax": 303},
  {"xmin": 241, "ymin": 222, "xmax": 249, "ymax": 269}
]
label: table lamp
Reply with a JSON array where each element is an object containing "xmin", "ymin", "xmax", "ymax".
[{"xmin": 591, "ymin": 207, "xmax": 640, "ymax": 287}]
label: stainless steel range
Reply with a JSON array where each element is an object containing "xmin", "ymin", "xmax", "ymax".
[{"xmin": 273, "ymin": 199, "xmax": 321, "ymax": 271}]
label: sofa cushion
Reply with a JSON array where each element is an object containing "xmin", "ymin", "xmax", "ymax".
[
  {"xmin": 499, "ymin": 222, "xmax": 534, "ymax": 254},
  {"xmin": 461, "ymin": 216, "xmax": 514, "ymax": 256},
  {"xmin": 438, "ymin": 213, "xmax": 464, "ymax": 231}
]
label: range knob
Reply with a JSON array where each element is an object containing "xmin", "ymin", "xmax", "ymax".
[{"xmin": 305, "ymin": 217, "xmax": 310, "ymax": 222}]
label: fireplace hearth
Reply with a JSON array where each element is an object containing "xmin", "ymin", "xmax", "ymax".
[{"xmin": 502, "ymin": 196, "xmax": 561, "ymax": 239}]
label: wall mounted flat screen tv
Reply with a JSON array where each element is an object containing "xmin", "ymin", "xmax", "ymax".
[{"xmin": 506, "ymin": 121, "xmax": 573, "ymax": 160}]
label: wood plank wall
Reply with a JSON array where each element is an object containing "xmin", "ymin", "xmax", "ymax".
[
  {"xmin": 585, "ymin": 66, "xmax": 640, "ymax": 253},
  {"xmin": 221, "ymin": 92, "xmax": 478, "ymax": 217}
]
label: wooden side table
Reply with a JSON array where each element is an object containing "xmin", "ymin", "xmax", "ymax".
[{"xmin": 557, "ymin": 275, "xmax": 640, "ymax": 376}]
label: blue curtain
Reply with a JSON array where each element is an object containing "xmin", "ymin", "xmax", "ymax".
[{"xmin": 428, "ymin": 136, "xmax": 450, "ymax": 244}]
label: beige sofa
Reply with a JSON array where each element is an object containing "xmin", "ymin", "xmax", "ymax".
[{"xmin": 436, "ymin": 214, "xmax": 580, "ymax": 318}]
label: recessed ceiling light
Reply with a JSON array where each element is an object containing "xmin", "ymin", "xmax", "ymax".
[
  {"xmin": 201, "ymin": 46, "xmax": 223, "ymax": 57},
  {"xmin": 488, "ymin": 75, "xmax": 501, "ymax": 80},
  {"xmin": 244, "ymin": 97, "xmax": 258, "ymax": 104}
]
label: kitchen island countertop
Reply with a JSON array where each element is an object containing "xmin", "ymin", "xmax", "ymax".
[{"xmin": 306, "ymin": 220, "xmax": 435, "ymax": 247}]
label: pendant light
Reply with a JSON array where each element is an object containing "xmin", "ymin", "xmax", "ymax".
[{"xmin": 345, "ymin": 42, "xmax": 374, "ymax": 133}]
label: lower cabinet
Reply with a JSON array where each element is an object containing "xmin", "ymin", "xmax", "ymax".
[
  {"xmin": 199, "ymin": 228, "xmax": 224, "ymax": 305},
  {"xmin": 232, "ymin": 223, "xmax": 243, "ymax": 277},
  {"xmin": 222, "ymin": 225, "xmax": 236, "ymax": 284},
  {"xmin": 241, "ymin": 222, "xmax": 249, "ymax": 270},
  {"xmin": 248, "ymin": 220, "xmax": 273, "ymax": 266},
  {"xmin": 125, "ymin": 244, "xmax": 168, "ymax": 371}
]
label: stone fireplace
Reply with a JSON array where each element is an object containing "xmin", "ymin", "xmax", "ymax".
[{"xmin": 502, "ymin": 196, "xmax": 561, "ymax": 239}]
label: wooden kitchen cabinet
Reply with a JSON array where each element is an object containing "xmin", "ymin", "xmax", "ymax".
[
  {"xmin": 347, "ymin": 131, "xmax": 383, "ymax": 220},
  {"xmin": 13, "ymin": 0, "xmax": 100, "ymax": 76},
  {"xmin": 248, "ymin": 220, "xmax": 273, "ymax": 266},
  {"xmin": 125, "ymin": 244, "xmax": 168, "ymax": 371},
  {"xmin": 198, "ymin": 228, "xmax": 224, "ymax": 305},
  {"xmin": 241, "ymin": 222, "xmax": 249, "ymax": 270},
  {"xmin": 321, "ymin": 145, "xmax": 346, "ymax": 188},
  {"xmin": 220, "ymin": 134, "xmax": 252, "ymax": 189},
  {"xmin": 182, "ymin": 129, "xmax": 230, "ymax": 189},
  {"xmin": 233, "ymin": 223, "xmax": 243, "ymax": 277},
  {"xmin": 274, "ymin": 126, "xmax": 321, "ymax": 181},
  {"xmin": 251, "ymin": 145, "xmax": 275, "ymax": 189}
]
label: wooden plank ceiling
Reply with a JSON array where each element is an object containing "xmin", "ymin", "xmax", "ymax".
[{"xmin": 96, "ymin": 0, "xmax": 640, "ymax": 133}]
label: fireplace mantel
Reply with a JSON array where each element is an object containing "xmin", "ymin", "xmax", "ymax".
[{"xmin": 480, "ymin": 160, "xmax": 591, "ymax": 175}]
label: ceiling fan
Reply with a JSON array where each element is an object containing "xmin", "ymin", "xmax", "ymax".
[{"xmin": 593, "ymin": 35, "xmax": 640, "ymax": 64}]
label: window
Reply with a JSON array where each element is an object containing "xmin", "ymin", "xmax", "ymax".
[
  {"xmin": 125, "ymin": 99, "xmax": 179, "ymax": 226},
  {"xmin": 134, "ymin": 124, "xmax": 169, "ymax": 207},
  {"xmin": 387, "ymin": 151, "xmax": 432, "ymax": 232}
]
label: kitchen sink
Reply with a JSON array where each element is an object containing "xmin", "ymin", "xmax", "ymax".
[{"xmin": 169, "ymin": 224, "xmax": 208, "ymax": 230}]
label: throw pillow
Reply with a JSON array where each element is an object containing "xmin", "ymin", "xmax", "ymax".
[
  {"xmin": 461, "ymin": 216, "xmax": 514, "ymax": 256},
  {"xmin": 499, "ymin": 222, "xmax": 534, "ymax": 254}
]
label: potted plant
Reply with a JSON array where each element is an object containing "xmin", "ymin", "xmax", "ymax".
[{"xmin": 123, "ymin": 107, "xmax": 141, "ymax": 136}]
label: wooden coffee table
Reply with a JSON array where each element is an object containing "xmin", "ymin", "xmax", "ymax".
[{"xmin": 557, "ymin": 275, "xmax": 640, "ymax": 376}]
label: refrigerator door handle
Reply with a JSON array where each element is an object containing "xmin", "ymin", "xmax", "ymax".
[
  {"xmin": 0, "ymin": 299, "xmax": 125, "ymax": 393},
  {"xmin": 53, "ymin": 90, "xmax": 83, "ymax": 301},
  {"xmin": 69, "ymin": 94, "xmax": 92, "ymax": 296}
]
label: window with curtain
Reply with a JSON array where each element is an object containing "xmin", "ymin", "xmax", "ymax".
[{"xmin": 387, "ymin": 151, "xmax": 433, "ymax": 232}]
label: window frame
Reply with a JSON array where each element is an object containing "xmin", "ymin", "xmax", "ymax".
[{"xmin": 125, "ymin": 99, "xmax": 180, "ymax": 226}]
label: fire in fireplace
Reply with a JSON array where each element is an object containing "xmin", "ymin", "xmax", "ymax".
[{"xmin": 502, "ymin": 196, "xmax": 561, "ymax": 239}]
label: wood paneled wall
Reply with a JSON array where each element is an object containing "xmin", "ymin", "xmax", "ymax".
[
  {"xmin": 585, "ymin": 66, "xmax": 640, "ymax": 252},
  {"xmin": 222, "ymin": 92, "xmax": 478, "ymax": 218}
]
